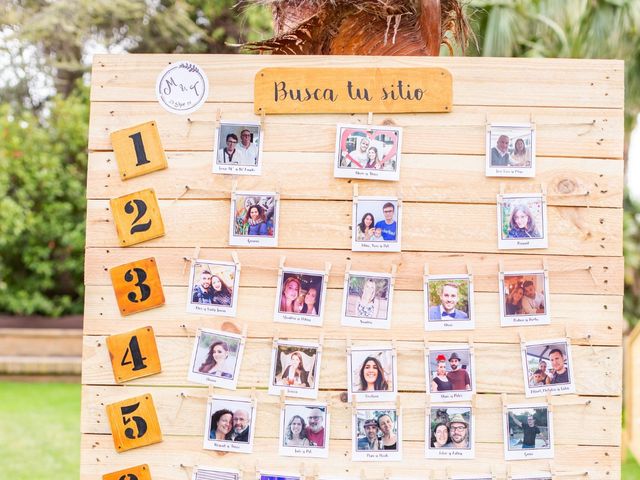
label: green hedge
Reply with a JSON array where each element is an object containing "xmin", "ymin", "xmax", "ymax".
[{"xmin": 0, "ymin": 85, "xmax": 88, "ymax": 315}]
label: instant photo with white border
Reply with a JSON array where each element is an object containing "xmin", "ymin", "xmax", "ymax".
[
  {"xmin": 352, "ymin": 196, "xmax": 402, "ymax": 252},
  {"xmin": 503, "ymin": 403, "xmax": 554, "ymax": 461},
  {"xmin": 192, "ymin": 466, "xmax": 241, "ymax": 480},
  {"xmin": 499, "ymin": 270, "xmax": 550, "ymax": 327},
  {"xmin": 268, "ymin": 340, "xmax": 321, "ymax": 399},
  {"xmin": 451, "ymin": 476, "xmax": 492, "ymax": 480},
  {"xmin": 521, "ymin": 338, "xmax": 575, "ymax": 397},
  {"xmin": 213, "ymin": 121, "xmax": 263, "ymax": 176},
  {"xmin": 425, "ymin": 344, "xmax": 476, "ymax": 402},
  {"xmin": 347, "ymin": 345, "xmax": 397, "ymax": 403},
  {"xmin": 188, "ymin": 328, "xmax": 246, "ymax": 389},
  {"xmin": 426, "ymin": 405, "xmax": 475, "ymax": 459},
  {"xmin": 204, "ymin": 394, "xmax": 256, "ymax": 454},
  {"xmin": 229, "ymin": 191, "xmax": 279, "ymax": 247},
  {"xmin": 274, "ymin": 267, "xmax": 328, "ymax": 327},
  {"xmin": 334, "ymin": 123, "xmax": 403, "ymax": 181},
  {"xmin": 186, "ymin": 259, "xmax": 240, "ymax": 317},
  {"xmin": 424, "ymin": 274, "xmax": 475, "ymax": 331},
  {"xmin": 486, "ymin": 123, "xmax": 536, "ymax": 178},
  {"xmin": 258, "ymin": 472, "xmax": 301, "ymax": 480},
  {"xmin": 497, "ymin": 193, "xmax": 548, "ymax": 250},
  {"xmin": 278, "ymin": 401, "xmax": 330, "ymax": 458},
  {"xmin": 352, "ymin": 405, "xmax": 402, "ymax": 461},
  {"xmin": 511, "ymin": 475, "xmax": 552, "ymax": 480},
  {"xmin": 341, "ymin": 270, "xmax": 394, "ymax": 330}
]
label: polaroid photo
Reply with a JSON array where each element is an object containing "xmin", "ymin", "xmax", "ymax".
[
  {"xmin": 334, "ymin": 124, "xmax": 403, "ymax": 181},
  {"xmin": 187, "ymin": 259, "xmax": 240, "ymax": 317},
  {"xmin": 213, "ymin": 121, "xmax": 262, "ymax": 176},
  {"xmin": 274, "ymin": 268, "xmax": 328, "ymax": 327},
  {"xmin": 188, "ymin": 328, "xmax": 246, "ymax": 389},
  {"xmin": 258, "ymin": 473, "xmax": 301, "ymax": 480},
  {"xmin": 347, "ymin": 346, "xmax": 397, "ymax": 403},
  {"xmin": 426, "ymin": 405, "xmax": 475, "ymax": 459},
  {"xmin": 503, "ymin": 403, "xmax": 554, "ymax": 460},
  {"xmin": 521, "ymin": 338, "xmax": 575, "ymax": 397},
  {"xmin": 352, "ymin": 196, "xmax": 401, "ymax": 252},
  {"xmin": 451, "ymin": 477, "xmax": 492, "ymax": 480},
  {"xmin": 497, "ymin": 193, "xmax": 548, "ymax": 250},
  {"xmin": 424, "ymin": 274, "xmax": 475, "ymax": 331},
  {"xmin": 426, "ymin": 344, "xmax": 475, "ymax": 402},
  {"xmin": 192, "ymin": 466, "xmax": 241, "ymax": 480},
  {"xmin": 279, "ymin": 401, "xmax": 330, "ymax": 458},
  {"xmin": 499, "ymin": 270, "xmax": 550, "ymax": 327},
  {"xmin": 511, "ymin": 475, "xmax": 552, "ymax": 480},
  {"xmin": 341, "ymin": 271, "xmax": 394, "ymax": 330},
  {"xmin": 268, "ymin": 340, "xmax": 321, "ymax": 399},
  {"xmin": 486, "ymin": 124, "xmax": 536, "ymax": 178},
  {"xmin": 352, "ymin": 405, "xmax": 402, "ymax": 461},
  {"xmin": 204, "ymin": 395, "xmax": 256, "ymax": 453},
  {"xmin": 229, "ymin": 191, "xmax": 279, "ymax": 247}
]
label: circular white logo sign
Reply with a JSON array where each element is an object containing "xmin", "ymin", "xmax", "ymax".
[{"xmin": 155, "ymin": 61, "xmax": 209, "ymax": 115}]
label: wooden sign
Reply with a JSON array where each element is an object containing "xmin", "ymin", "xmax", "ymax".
[
  {"xmin": 109, "ymin": 257, "xmax": 165, "ymax": 316},
  {"xmin": 254, "ymin": 67, "xmax": 452, "ymax": 114},
  {"xmin": 103, "ymin": 464, "xmax": 152, "ymax": 480},
  {"xmin": 110, "ymin": 121, "xmax": 168, "ymax": 180},
  {"xmin": 106, "ymin": 394, "xmax": 162, "ymax": 452},
  {"xmin": 110, "ymin": 188, "xmax": 165, "ymax": 246},
  {"xmin": 106, "ymin": 326, "xmax": 161, "ymax": 382}
]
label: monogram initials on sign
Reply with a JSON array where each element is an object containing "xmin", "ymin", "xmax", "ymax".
[{"xmin": 109, "ymin": 258, "xmax": 165, "ymax": 316}]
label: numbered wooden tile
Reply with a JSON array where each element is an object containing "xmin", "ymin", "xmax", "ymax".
[
  {"xmin": 110, "ymin": 189, "xmax": 165, "ymax": 246},
  {"xmin": 106, "ymin": 326, "xmax": 161, "ymax": 383},
  {"xmin": 109, "ymin": 257, "xmax": 165, "ymax": 316},
  {"xmin": 110, "ymin": 121, "xmax": 168, "ymax": 180},
  {"xmin": 106, "ymin": 394, "xmax": 162, "ymax": 452},
  {"xmin": 103, "ymin": 464, "xmax": 152, "ymax": 480}
]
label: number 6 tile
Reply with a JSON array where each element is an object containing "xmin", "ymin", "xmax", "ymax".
[
  {"xmin": 109, "ymin": 257, "xmax": 165, "ymax": 316},
  {"xmin": 106, "ymin": 326, "xmax": 161, "ymax": 383},
  {"xmin": 110, "ymin": 188, "xmax": 165, "ymax": 246},
  {"xmin": 106, "ymin": 394, "xmax": 162, "ymax": 452}
]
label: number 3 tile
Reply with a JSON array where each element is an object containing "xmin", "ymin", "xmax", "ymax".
[
  {"xmin": 106, "ymin": 326, "xmax": 161, "ymax": 383},
  {"xmin": 103, "ymin": 464, "xmax": 152, "ymax": 480},
  {"xmin": 106, "ymin": 394, "xmax": 162, "ymax": 452},
  {"xmin": 109, "ymin": 257, "xmax": 165, "ymax": 316},
  {"xmin": 110, "ymin": 188, "xmax": 165, "ymax": 246}
]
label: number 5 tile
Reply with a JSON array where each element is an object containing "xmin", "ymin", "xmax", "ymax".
[
  {"xmin": 106, "ymin": 394, "xmax": 162, "ymax": 452},
  {"xmin": 106, "ymin": 326, "xmax": 161, "ymax": 383},
  {"xmin": 110, "ymin": 188, "xmax": 165, "ymax": 246},
  {"xmin": 103, "ymin": 464, "xmax": 152, "ymax": 480},
  {"xmin": 109, "ymin": 257, "xmax": 165, "ymax": 316}
]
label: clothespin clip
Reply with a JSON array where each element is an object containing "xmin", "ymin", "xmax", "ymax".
[
  {"xmin": 278, "ymin": 256, "xmax": 286, "ymax": 276},
  {"xmin": 471, "ymin": 393, "xmax": 477, "ymax": 411},
  {"xmin": 250, "ymin": 386, "xmax": 256, "ymax": 405},
  {"xmin": 180, "ymin": 323, "xmax": 192, "ymax": 341},
  {"xmin": 501, "ymin": 393, "xmax": 508, "ymax": 413},
  {"xmin": 231, "ymin": 179, "xmax": 238, "ymax": 198},
  {"xmin": 353, "ymin": 183, "xmax": 359, "ymax": 202},
  {"xmin": 546, "ymin": 393, "xmax": 554, "ymax": 413},
  {"xmin": 390, "ymin": 263, "xmax": 398, "ymax": 287},
  {"xmin": 529, "ymin": 112, "xmax": 535, "ymax": 125},
  {"xmin": 423, "ymin": 263, "xmax": 430, "ymax": 278},
  {"xmin": 175, "ymin": 390, "xmax": 188, "ymax": 417},
  {"xmin": 445, "ymin": 466, "xmax": 452, "ymax": 480},
  {"xmin": 498, "ymin": 182, "xmax": 506, "ymax": 201},
  {"xmin": 352, "ymin": 394, "xmax": 358, "ymax": 413},
  {"xmin": 344, "ymin": 260, "xmax": 352, "ymax": 282},
  {"xmin": 541, "ymin": 183, "xmax": 547, "ymax": 199},
  {"xmin": 498, "ymin": 259, "xmax": 505, "ymax": 280},
  {"xmin": 232, "ymin": 251, "xmax": 241, "ymax": 273},
  {"xmin": 490, "ymin": 464, "xmax": 498, "ymax": 480},
  {"xmin": 383, "ymin": 468, "xmax": 391, "ymax": 480},
  {"xmin": 279, "ymin": 390, "xmax": 286, "ymax": 410},
  {"xmin": 549, "ymin": 461, "xmax": 557, "ymax": 480},
  {"xmin": 506, "ymin": 464, "xmax": 512, "ymax": 480},
  {"xmin": 215, "ymin": 108, "xmax": 222, "ymax": 129},
  {"xmin": 367, "ymin": 112, "xmax": 373, "ymax": 125},
  {"xmin": 519, "ymin": 331, "xmax": 526, "ymax": 349},
  {"xmin": 466, "ymin": 262, "xmax": 473, "ymax": 280},
  {"xmin": 299, "ymin": 462, "xmax": 306, "ymax": 479},
  {"xmin": 324, "ymin": 261, "xmax": 332, "ymax": 282},
  {"xmin": 272, "ymin": 330, "xmax": 280, "ymax": 349},
  {"xmin": 318, "ymin": 333, "xmax": 324, "ymax": 353},
  {"xmin": 182, "ymin": 246, "xmax": 201, "ymax": 276},
  {"xmin": 360, "ymin": 469, "xmax": 367, "ymax": 480},
  {"xmin": 346, "ymin": 334, "xmax": 352, "ymax": 354},
  {"xmin": 260, "ymin": 109, "xmax": 266, "ymax": 134},
  {"xmin": 395, "ymin": 394, "xmax": 401, "ymax": 412},
  {"xmin": 564, "ymin": 324, "xmax": 570, "ymax": 340},
  {"xmin": 542, "ymin": 256, "xmax": 549, "ymax": 277},
  {"xmin": 241, "ymin": 324, "xmax": 248, "ymax": 346},
  {"xmin": 208, "ymin": 384, "xmax": 214, "ymax": 398}
]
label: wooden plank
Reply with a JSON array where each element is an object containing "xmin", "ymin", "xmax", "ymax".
[
  {"xmin": 87, "ymin": 152, "xmax": 624, "ymax": 208},
  {"xmin": 254, "ymin": 67, "xmax": 452, "ymax": 114},
  {"xmin": 84, "ymin": 248, "xmax": 624, "ymax": 295},
  {"xmin": 88, "ymin": 103, "xmax": 624, "ymax": 159},
  {"xmin": 82, "ymin": 337, "xmax": 623, "ymax": 396},
  {"xmin": 81, "ymin": 386, "xmax": 620, "ymax": 446},
  {"xmin": 85, "ymin": 199, "xmax": 622, "ymax": 256},
  {"xmin": 90, "ymin": 55, "xmax": 624, "ymax": 110},
  {"xmin": 80, "ymin": 434, "xmax": 621, "ymax": 479},
  {"xmin": 82, "ymin": 286, "xmax": 623, "ymax": 345}
]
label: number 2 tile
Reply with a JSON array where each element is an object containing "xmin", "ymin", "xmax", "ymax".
[
  {"xmin": 110, "ymin": 188, "xmax": 165, "ymax": 246},
  {"xmin": 106, "ymin": 326, "xmax": 161, "ymax": 383},
  {"xmin": 106, "ymin": 394, "xmax": 162, "ymax": 452},
  {"xmin": 103, "ymin": 464, "xmax": 152, "ymax": 480},
  {"xmin": 109, "ymin": 257, "xmax": 165, "ymax": 316}
]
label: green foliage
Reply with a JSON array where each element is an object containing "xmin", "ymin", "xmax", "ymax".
[
  {"xmin": 0, "ymin": 83, "xmax": 88, "ymax": 315},
  {"xmin": 624, "ymin": 192, "xmax": 640, "ymax": 328}
]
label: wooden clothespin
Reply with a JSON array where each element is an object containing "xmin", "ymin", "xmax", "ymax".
[
  {"xmin": 250, "ymin": 387, "xmax": 257, "ymax": 405},
  {"xmin": 466, "ymin": 262, "xmax": 474, "ymax": 280},
  {"xmin": 423, "ymin": 263, "xmax": 430, "ymax": 278},
  {"xmin": 498, "ymin": 182, "xmax": 506, "ymax": 201},
  {"xmin": 367, "ymin": 112, "xmax": 373, "ymax": 125},
  {"xmin": 182, "ymin": 245, "xmax": 201, "ymax": 276},
  {"xmin": 501, "ymin": 393, "xmax": 508, "ymax": 413},
  {"xmin": 241, "ymin": 324, "xmax": 248, "ymax": 345},
  {"xmin": 279, "ymin": 390, "xmax": 286, "ymax": 410},
  {"xmin": 215, "ymin": 108, "xmax": 222, "ymax": 129},
  {"xmin": 390, "ymin": 263, "xmax": 398, "ymax": 286},
  {"xmin": 231, "ymin": 179, "xmax": 238, "ymax": 198},
  {"xmin": 506, "ymin": 464, "xmax": 512, "ymax": 480},
  {"xmin": 344, "ymin": 260, "xmax": 352, "ymax": 282},
  {"xmin": 272, "ymin": 330, "xmax": 280, "ymax": 349},
  {"xmin": 471, "ymin": 393, "xmax": 477, "ymax": 411},
  {"xmin": 395, "ymin": 394, "xmax": 401, "ymax": 412},
  {"xmin": 383, "ymin": 468, "xmax": 391, "ymax": 480},
  {"xmin": 208, "ymin": 384, "xmax": 214, "ymax": 398},
  {"xmin": 318, "ymin": 333, "xmax": 324, "ymax": 353},
  {"xmin": 548, "ymin": 461, "xmax": 557, "ymax": 480},
  {"xmin": 260, "ymin": 109, "xmax": 266, "ymax": 134},
  {"xmin": 542, "ymin": 256, "xmax": 549, "ymax": 277},
  {"xmin": 232, "ymin": 251, "xmax": 241, "ymax": 272},
  {"xmin": 346, "ymin": 334, "xmax": 352, "ymax": 354},
  {"xmin": 324, "ymin": 261, "xmax": 332, "ymax": 281},
  {"xmin": 353, "ymin": 183, "xmax": 359, "ymax": 202},
  {"xmin": 546, "ymin": 393, "xmax": 554, "ymax": 413},
  {"xmin": 519, "ymin": 331, "xmax": 526, "ymax": 349},
  {"xmin": 498, "ymin": 259, "xmax": 505, "ymax": 280},
  {"xmin": 278, "ymin": 256, "xmax": 286, "ymax": 276}
]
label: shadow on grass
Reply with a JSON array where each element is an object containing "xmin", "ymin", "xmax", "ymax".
[{"xmin": 0, "ymin": 381, "xmax": 80, "ymax": 480}]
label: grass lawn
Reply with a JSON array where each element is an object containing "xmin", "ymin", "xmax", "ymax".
[
  {"xmin": 624, "ymin": 450, "xmax": 640, "ymax": 479},
  {"xmin": 0, "ymin": 381, "xmax": 80, "ymax": 480}
]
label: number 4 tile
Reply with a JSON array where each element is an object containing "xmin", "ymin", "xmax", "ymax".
[
  {"xmin": 106, "ymin": 394, "xmax": 162, "ymax": 452},
  {"xmin": 110, "ymin": 188, "xmax": 165, "ymax": 247},
  {"xmin": 109, "ymin": 257, "xmax": 165, "ymax": 316},
  {"xmin": 106, "ymin": 326, "xmax": 161, "ymax": 383},
  {"xmin": 103, "ymin": 464, "xmax": 152, "ymax": 480},
  {"xmin": 110, "ymin": 121, "xmax": 168, "ymax": 180}
]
